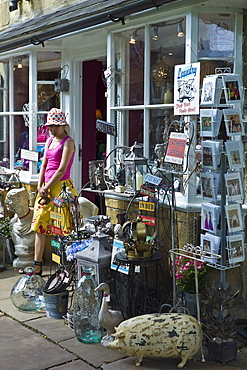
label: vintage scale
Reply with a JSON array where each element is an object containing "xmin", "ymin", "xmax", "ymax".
[{"xmin": 122, "ymin": 216, "xmax": 155, "ymax": 259}]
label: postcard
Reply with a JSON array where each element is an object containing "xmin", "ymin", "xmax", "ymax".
[
  {"xmin": 222, "ymin": 74, "xmax": 243, "ymax": 104},
  {"xmin": 200, "ymin": 109, "xmax": 222, "ymax": 137},
  {"xmin": 226, "ymin": 232, "xmax": 245, "ymax": 263},
  {"xmin": 201, "ymin": 140, "xmax": 222, "ymax": 170},
  {"xmin": 200, "ymin": 172, "xmax": 220, "ymax": 202},
  {"xmin": 224, "ymin": 140, "xmax": 244, "ymax": 170},
  {"xmin": 201, "ymin": 75, "xmax": 223, "ymax": 106},
  {"xmin": 223, "ymin": 108, "xmax": 244, "ymax": 136},
  {"xmin": 225, "ymin": 203, "xmax": 244, "ymax": 233},
  {"xmin": 201, "ymin": 202, "xmax": 221, "ymax": 234},
  {"xmin": 224, "ymin": 171, "xmax": 244, "ymax": 202},
  {"xmin": 200, "ymin": 233, "xmax": 221, "ymax": 264}
]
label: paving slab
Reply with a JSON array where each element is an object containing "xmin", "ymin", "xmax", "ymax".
[
  {"xmin": 25, "ymin": 316, "xmax": 75, "ymax": 343},
  {"xmin": 0, "ymin": 296, "xmax": 46, "ymax": 321},
  {"xmin": 101, "ymin": 355, "xmax": 245, "ymax": 370},
  {"xmin": 49, "ymin": 359, "xmax": 95, "ymax": 369},
  {"xmin": 61, "ymin": 336, "xmax": 126, "ymax": 368},
  {"xmin": 0, "ymin": 315, "xmax": 76, "ymax": 370}
]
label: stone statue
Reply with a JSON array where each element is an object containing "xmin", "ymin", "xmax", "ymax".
[{"xmin": 5, "ymin": 187, "xmax": 35, "ymax": 268}]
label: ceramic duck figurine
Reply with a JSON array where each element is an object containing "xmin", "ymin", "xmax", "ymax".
[{"xmin": 94, "ymin": 282, "xmax": 124, "ymax": 347}]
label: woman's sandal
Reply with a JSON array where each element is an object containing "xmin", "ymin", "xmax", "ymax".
[
  {"xmin": 32, "ymin": 260, "xmax": 43, "ymax": 276},
  {"xmin": 18, "ymin": 261, "xmax": 43, "ymax": 276}
]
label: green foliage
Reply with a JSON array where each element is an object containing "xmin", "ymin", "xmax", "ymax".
[
  {"xmin": 171, "ymin": 253, "xmax": 208, "ymax": 293},
  {"xmin": 0, "ymin": 217, "xmax": 11, "ymax": 238}
]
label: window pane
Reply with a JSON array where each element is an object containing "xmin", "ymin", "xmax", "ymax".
[
  {"xmin": 198, "ymin": 13, "xmax": 235, "ymax": 58},
  {"xmin": 150, "ymin": 19, "xmax": 185, "ymax": 104},
  {"xmin": 0, "ymin": 61, "xmax": 9, "ymax": 112},
  {"xmin": 37, "ymin": 51, "xmax": 61, "ymax": 81},
  {"xmin": 114, "ymin": 28, "xmax": 144, "ymax": 106},
  {"xmin": 149, "ymin": 108, "xmax": 173, "ymax": 161},
  {"xmin": 14, "ymin": 115, "xmax": 29, "ymax": 170},
  {"xmin": 38, "ymin": 84, "xmax": 60, "ymax": 112},
  {"xmin": 13, "ymin": 54, "xmax": 29, "ymax": 111},
  {"xmin": 0, "ymin": 116, "xmax": 9, "ymax": 166}
]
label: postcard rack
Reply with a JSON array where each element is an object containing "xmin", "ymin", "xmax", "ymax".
[{"xmin": 199, "ymin": 71, "xmax": 246, "ymax": 279}]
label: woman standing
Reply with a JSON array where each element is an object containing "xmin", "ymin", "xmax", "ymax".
[{"xmin": 20, "ymin": 108, "xmax": 77, "ymax": 275}]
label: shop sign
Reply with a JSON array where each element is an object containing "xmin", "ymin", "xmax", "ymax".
[
  {"xmin": 20, "ymin": 149, "xmax": 38, "ymax": 162},
  {"xmin": 96, "ymin": 119, "xmax": 116, "ymax": 136},
  {"xmin": 137, "ymin": 214, "xmax": 156, "ymax": 226},
  {"xmin": 174, "ymin": 62, "xmax": 200, "ymax": 115},
  {"xmin": 140, "ymin": 185, "xmax": 155, "ymax": 199},
  {"xmin": 165, "ymin": 132, "xmax": 187, "ymax": 165}
]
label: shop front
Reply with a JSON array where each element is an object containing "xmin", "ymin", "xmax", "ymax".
[{"xmin": 0, "ymin": 0, "xmax": 247, "ymax": 313}]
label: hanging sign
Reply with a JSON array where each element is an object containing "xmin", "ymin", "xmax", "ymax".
[
  {"xmin": 51, "ymin": 239, "xmax": 62, "ymax": 250},
  {"xmin": 53, "ymin": 196, "xmax": 64, "ymax": 207},
  {"xmin": 50, "ymin": 211, "xmax": 63, "ymax": 222},
  {"xmin": 174, "ymin": 62, "xmax": 200, "ymax": 115},
  {"xmin": 96, "ymin": 119, "xmax": 116, "ymax": 136},
  {"xmin": 165, "ymin": 132, "xmax": 187, "ymax": 165},
  {"xmin": 139, "ymin": 201, "xmax": 155, "ymax": 212},
  {"xmin": 137, "ymin": 215, "xmax": 156, "ymax": 226},
  {"xmin": 144, "ymin": 173, "xmax": 162, "ymax": 186},
  {"xmin": 140, "ymin": 185, "xmax": 155, "ymax": 199},
  {"xmin": 50, "ymin": 225, "xmax": 63, "ymax": 235}
]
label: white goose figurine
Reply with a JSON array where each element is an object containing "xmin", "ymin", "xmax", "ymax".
[{"xmin": 94, "ymin": 282, "xmax": 124, "ymax": 347}]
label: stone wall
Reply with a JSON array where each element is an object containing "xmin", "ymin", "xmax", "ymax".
[{"xmin": 0, "ymin": 0, "xmax": 84, "ymax": 28}]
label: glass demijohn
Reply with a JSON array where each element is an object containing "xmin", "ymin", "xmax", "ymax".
[
  {"xmin": 10, "ymin": 267, "xmax": 46, "ymax": 312},
  {"xmin": 73, "ymin": 266, "xmax": 102, "ymax": 343}
]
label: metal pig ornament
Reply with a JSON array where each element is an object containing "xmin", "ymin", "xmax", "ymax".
[{"xmin": 109, "ymin": 313, "xmax": 202, "ymax": 368}]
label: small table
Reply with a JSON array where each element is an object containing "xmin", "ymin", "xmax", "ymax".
[{"xmin": 113, "ymin": 251, "xmax": 165, "ymax": 319}]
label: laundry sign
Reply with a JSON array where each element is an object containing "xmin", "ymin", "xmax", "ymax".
[{"xmin": 174, "ymin": 62, "xmax": 200, "ymax": 115}]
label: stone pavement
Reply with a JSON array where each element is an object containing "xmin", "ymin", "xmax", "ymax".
[{"xmin": 0, "ymin": 265, "xmax": 247, "ymax": 370}]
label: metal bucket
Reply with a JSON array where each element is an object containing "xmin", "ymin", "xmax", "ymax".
[{"xmin": 43, "ymin": 290, "xmax": 69, "ymax": 319}]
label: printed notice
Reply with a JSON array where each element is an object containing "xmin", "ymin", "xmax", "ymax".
[{"xmin": 164, "ymin": 132, "xmax": 187, "ymax": 164}]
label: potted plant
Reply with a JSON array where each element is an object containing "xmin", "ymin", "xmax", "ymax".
[
  {"xmin": 201, "ymin": 281, "xmax": 239, "ymax": 365},
  {"xmin": 0, "ymin": 217, "xmax": 15, "ymax": 263},
  {"xmin": 171, "ymin": 253, "xmax": 208, "ymax": 316}
]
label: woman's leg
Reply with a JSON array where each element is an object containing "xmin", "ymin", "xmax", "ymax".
[{"xmin": 34, "ymin": 232, "xmax": 46, "ymax": 273}]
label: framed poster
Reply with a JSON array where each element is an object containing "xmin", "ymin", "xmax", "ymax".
[
  {"xmin": 223, "ymin": 108, "xmax": 244, "ymax": 136},
  {"xmin": 225, "ymin": 203, "xmax": 243, "ymax": 233},
  {"xmin": 174, "ymin": 62, "xmax": 200, "ymax": 115},
  {"xmin": 226, "ymin": 233, "xmax": 245, "ymax": 263}
]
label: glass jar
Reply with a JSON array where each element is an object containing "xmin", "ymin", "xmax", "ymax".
[
  {"xmin": 10, "ymin": 267, "xmax": 46, "ymax": 312},
  {"xmin": 73, "ymin": 266, "xmax": 102, "ymax": 343}
]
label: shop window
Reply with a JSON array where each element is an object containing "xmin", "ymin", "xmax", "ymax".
[
  {"xmin": 150, "ymin": 19, "xmax": 185, "ymax": 104},
  {"xmin": 13, "ymin": 54, "xmax": 29, "ymax": 112},
  {"xmin": 198, "ymin": 13, "xmax": 235, "ymax": 59},
  {"xmin": 114, "ymin": 29, "xmax": 144, "ymax": 106}
]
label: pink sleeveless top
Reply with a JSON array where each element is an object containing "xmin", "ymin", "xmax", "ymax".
[{"xmin": 44, "ymin": 136, "xmax": 75, "ymax": 183}]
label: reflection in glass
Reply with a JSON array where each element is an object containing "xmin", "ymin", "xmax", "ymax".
[
  {"xmin": 13, "ymin": 54, "xmax": 29, "ymax": 112},
  {"xmin": 198, "ymin": 13, "xmax": 235, "ymax": 58},
  {"xmin": 149, "ymin": 108, "xmax": 173, "ymax": 161}
]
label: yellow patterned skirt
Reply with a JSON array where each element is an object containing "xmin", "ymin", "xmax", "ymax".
[{"xmin": 31, "ymin": 179, "xmax": 78, "ymax": 236}]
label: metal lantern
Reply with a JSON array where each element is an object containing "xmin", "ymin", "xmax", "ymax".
[
  {"xmin": 124, "ymin": 142, "xmax": 148, "ymax": 193},
  {"xmin": 76, "ymin": 227, "xmax": 112, "ymax": 285}
]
